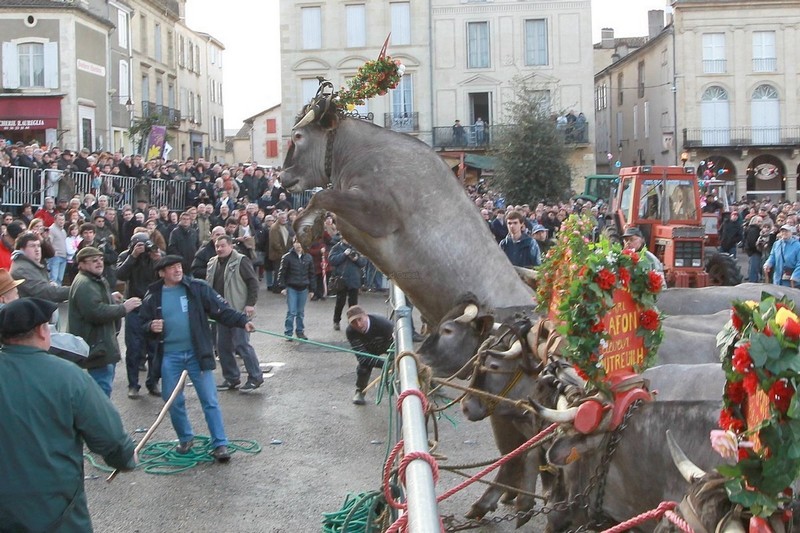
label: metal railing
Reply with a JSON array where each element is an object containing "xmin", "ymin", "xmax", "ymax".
[
  {"xmin": 702, "ymin": 59, "xmax": 727, "ymax": 74},
  {"xmin": 1, "ymin": 167, "xmax": 189, "ymax": 211},
  {"xmin": 141, "ymin": 101, "xmax": 181, "ymax": 125},
  {"xmin": 431, "ymin": 121, "xmax": 589, "ymax": 149},
  {"xmin": 683, "ymin": 126, "xmax": 800, "ymax": 148},
  {"xmin": 753, "ymin": 57, "xmax": 777, "ymax": 72}
]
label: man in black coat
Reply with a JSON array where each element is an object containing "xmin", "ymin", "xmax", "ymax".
[
  {"xmin": 719, "ymin": 210, "xmax": 744, "ymax": 257},
  {"xmin": 167, "ymin": 211, "xmax": 200, "ymax": 272},
  {"xmin": 345, "ymin": 305, "xmax": 393, "ymax": 405}
]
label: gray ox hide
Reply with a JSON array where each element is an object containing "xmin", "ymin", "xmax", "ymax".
[
  {"xmin": 539, "ymin": 363, "xmax": 726, "ymax": 533},
  {"xmin": 657, "ymin": 283, "xmax": 800, "ymax": 316},
  {"xmin": 279, "ymin": 114, "xmax": 534, "ymax": 325},
  {"xmin": 279, "ymin": 112, "xmax": 537, "ymax": 522}
]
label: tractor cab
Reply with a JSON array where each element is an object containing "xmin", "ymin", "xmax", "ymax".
[
  {"xmin": 699, "ymin": 179, "xmax": 733, "ymax": 247},
  {"xmin": 609, "ymin": 166, "xmax": 710, "ymax": 287}
]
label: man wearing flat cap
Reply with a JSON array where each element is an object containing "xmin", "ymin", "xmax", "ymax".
[
  {"xmin": 345, "ymin": 305, "xmax": 393, "ymax": 405},
  {"xmin": 139, "ymin": 254, "xmax": 255, "ymax": 462},
  {"xmin": 764, "ymin": 224, "xmax": 800, "ymax": 286},
  {"xmin": 0, "ymin": 298, "xmax": 136, "ymax": 531},
  {"xmin": 622, "ymin": 226, "xmax": 667, "ymax": 289},
  {"xmin": 68, "ymin": 246, "xmax": 142, "ymax": 397}
]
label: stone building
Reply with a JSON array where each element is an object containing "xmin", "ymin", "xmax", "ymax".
[{"xmin": 243, "ymin": 103, "xmax": 282, "ymax": 168}]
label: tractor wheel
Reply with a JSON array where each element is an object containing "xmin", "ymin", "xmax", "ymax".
[
  {"xmin": 600, "ymin": 224, "xmax": 622, "ymax": 246},
  {"xmin": 705, "ymin": 253, "xmax": 743, "ymax": 286}
]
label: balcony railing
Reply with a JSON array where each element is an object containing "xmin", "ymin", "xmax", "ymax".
[
  {"xmin": 753, "ymin": 57, "xmax": 777, "ymax": 72},
  {"xmin": 384, "ymin": 112, "xmax": 419, "ymax": 133},
  {"xmin": 702, "ymin": 59, "xmax": 727, "ymax": 74},
  {"xmin": 683, "ymin": 126, "xmax": 800, "ymax": 148},
  {"xmin": 141, "ymin": 101, "xmax": 181, "ymax": 125},
  {"xmin": 431, "ymin": 122, "xmax": 589, "ymax": 149}
]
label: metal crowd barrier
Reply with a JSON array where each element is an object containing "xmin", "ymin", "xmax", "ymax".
[
  {"xmin": 390, "ymin": 284, "xmax": 440, "ymax": 531},
  {"xmin": 1, "ymin": 166, "xmax": 189, "ymax": 211}
]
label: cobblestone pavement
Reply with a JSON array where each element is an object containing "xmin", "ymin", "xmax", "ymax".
[{"xmin": 85, "ymin": 288, "xmax": 530, "ymax": 532}]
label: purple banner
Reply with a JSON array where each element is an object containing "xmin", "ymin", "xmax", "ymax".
[{"xmin": 145, "ymin": 125, "xmax": 167, "ymax": 160}]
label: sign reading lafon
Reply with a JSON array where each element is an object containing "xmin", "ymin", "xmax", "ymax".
[
  {"xmin": 600, "ymin": 289, "xmax": 646, "ymax": 375},
  {"xmin": 0, "ymin": 119, "xmax": 46, "ymax": 131}
]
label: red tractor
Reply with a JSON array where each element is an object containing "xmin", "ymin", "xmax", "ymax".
[{"xmin": 603, "ymin": 165, "xmax": 741, "ymax": 287}]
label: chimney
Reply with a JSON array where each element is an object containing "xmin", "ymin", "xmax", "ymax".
[
  {"xmin": 601, "ymin": 28, "xmax": 615, "ymax": 49},
  {"xmin": 648, "ymin": 10, "xmax": 664, "ymax": 39}
]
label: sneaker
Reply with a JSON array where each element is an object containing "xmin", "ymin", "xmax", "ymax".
[
  {"xmin": 216, "ymin": 380, "xmax": 240, "ymax": 391},
  {"xmin": 239, "ymin": 380, "xmax": 263, "ymax": 393},
  {"xmin": 176, "ymin": 440, "xmax": 194, "ymax": 455},
  {"xmin": 296, "ymin": 332, "xmax": 308, "ymax": 340},
  {"xmin": 333, "ymin": 322, "xmax": 341, "ymax": 331},
  {"xmin": 352, "ymin": 390, "xmax": 366, "ymax": 405},
  {"xmin": 147, "ymin": 386, "xmax": 161, "ymax": 396},
  {"xmin": 211, "ymin": 445, "xmax": 231, "ymax": 463},
  {"xmin": 127, "ymin": 387, "xmax": 140, "ymax": 399}
]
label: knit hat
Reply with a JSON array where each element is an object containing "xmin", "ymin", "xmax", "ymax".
[{"xmin": 346, "ymin": 305, "xmax": 367, "ymax": 323}]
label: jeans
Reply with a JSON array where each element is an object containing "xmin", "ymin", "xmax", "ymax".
[
  {"xmin": 124, "ymin": 308, "xmax": 158, "ymax": 391},
  {"xmin": 264, "ymin": 269, "xmax": 274, "ymax": 289},
  {"xmin": 87, "ymin": 363, "xmax": 116, "ymax": 398},
  {"xmin": 284, "ymin": 287, "xmax": 308, "ymax": 335},
  {"xmin": 47, "ymin": 256, "xmax": 67, "ymax": 285},
  {"xmin": 333, "ymin": 288, "xmax": 359, "ymax": 324},
  {"xmin": 161, "ymin": 350, "xmax": 228, "ymax": 448},
  {"xmin": 748, "ymin": 253, "xmax": 762, "ymax": 283},
  {"xmin": 217, "ymin": 324, "xmax": 262, "ymax": 384}
]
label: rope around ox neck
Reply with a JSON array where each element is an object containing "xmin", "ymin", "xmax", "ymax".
[{"xmin": 599, "ymin": 501, "xmax": 695, "ymax": 533}]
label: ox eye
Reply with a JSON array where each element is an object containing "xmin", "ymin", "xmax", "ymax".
[
  {"xmin": 293, "ymin": 132, "xmax": 303, "ymax": 142},
  {"xmin": 440, "ymin": 326, "xmax": 453, "ymax": 336},
  {"xmin": 488, "ymin": 361, "xmax": 500, "ymax": 371}
]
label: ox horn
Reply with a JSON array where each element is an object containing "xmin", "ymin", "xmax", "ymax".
[
  {"xmin": 293, "ymin": 108, "xmax": 316, "ymax": 129},
  {"xmin": 666, "ymin": 430, "xmax": 706, "ymax": 483},
  {"xmin": 529, "ymin": 398, "xmax": 578, "ymax": 423},
  {"xmin": 486, "ymin": 340, "xmax": 522, "ymax": 359},
  {"xmin": 453, "ymin": 303, "xmax": 479, "ymax": 324},
  {"xmin": 721, "ymin": 520, "xmax": 746, "ymax": 533}
]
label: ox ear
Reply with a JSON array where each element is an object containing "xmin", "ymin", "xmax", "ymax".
[
  {"xmin": 546, "ymin": 433, "xmax": 605, "ymax": 468},
  {"xmin": 473, "ymin": 313, "xmax": 494, "ymax": 337}
]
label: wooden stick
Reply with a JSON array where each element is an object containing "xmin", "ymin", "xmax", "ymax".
[
  {"xmin": 106, "ymin": 369, "xmax": 189, "ymax": 483},
  {"xmin": 362, "ymin": 375, "xmax": 382, "ymax": 393}
]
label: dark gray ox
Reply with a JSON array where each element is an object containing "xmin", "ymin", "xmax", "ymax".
[
  {"xmin": 532, "ymin": 363, "xmax": 726, "ymax": 532},
  {"xmin": 280, "ymin": 106, "xmax": 534, "ymax": 325}
]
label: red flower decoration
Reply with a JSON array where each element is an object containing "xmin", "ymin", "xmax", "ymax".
[
  {"xmin": 783, "ymin": 317, "xmax": 800, "ymax": 340},
  {"xmin": 622, "ymin": 248, "xmax": 639, "ymax": 264},
  {"xmin": 573, "ymin": 364, "xmax": 589, "ymax": 380},
  {"xmin": 732, "ymin": 344, "xmax": 753, "ymax": 375},
  {"xmin": 731, "ymin": 311, "xmax": 743, "ymax": 332},
  {"xmin": 595, "ymin": 268, "xmax": 616, "ymax": 291},
  {"xmin": 743, "ymin": 372, "xmax": 759, "ymax": 395},
  {"xmin": 647, "ymin": 271, "xmax": 663, "ymax": 293},
  {"xmin": 726, "ymin": 380, "xmax": 746, "ymax": 405},
  {"xmin": 578, "ymin": 266, "xmax": 588, "ymax": 278},
  {"xmin": 763, "ymin": 326, "xmax": 773, "ymax": 337},
  {"xmin": 738, "ymin": 448, "xmax": 750, "ymax": 462},
  {"xmin": 590, "ymin": 321, "xmax": 605, "ymax": 333},
  {"xmin": 640, "ymin": 309, "xmax": 660, "ymax": 330},
  {"xmin": 769, "ymin": 379, "xmax": 795, "ymax": 414},
  {"xmin": 618, "ymin": 266, "xmax": 631, "ymax": 287},
  {"xmin": 719, "ymin": 407, "xmax": 745, "ymax": 433}
]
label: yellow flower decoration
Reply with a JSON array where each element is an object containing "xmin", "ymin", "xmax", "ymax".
[
  {"xmin": 775, "ymin": 307, "xmax": 799, "ymax": 328},
  {"xmin": 744, "ymin": 300, "xmax": 758, "ymax": 309}
]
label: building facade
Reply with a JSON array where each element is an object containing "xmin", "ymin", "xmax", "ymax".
[
  {"xmin": 278, "ymin": 0, "xmax": 596, "ymax": 189},
  {"xmin": 0, "ymin": 0, "xmax": 223, "ymax": 160},
  {"xmin": 595, "ymin": 1, "xmax": 800, "ymax": 200},
  {"xmin": 244, "ymin": 104, "xmax": 282, "ymax": 168}
]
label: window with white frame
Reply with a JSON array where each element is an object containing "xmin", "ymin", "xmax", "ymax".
[
  {"xmin": 5, "ymin": 40, "xmax": 55, "ymax": 89},
  {"xmin": 302, "ymin": 78, "xmax": 321, "ymax": 105},
  {"xmin": 178, "ymin": 36, "xmax": 184, "ymax": 67},
  {"xmin": 633, "ymin": 105, "xmax": 638, "ymax": 141},
  {"xmin": 119, "ymin": 60, "xmax": 129, "ymax": 104},
  {"xmin": 117, "ymin": 10, "xmax": 129, "ymax": 48},
  {"xmin": 391, "ymin": 74, "xmax": 413, "ymax": 117},
  {"xmin": 752, "ymin": 31, "xmax": 776, "ymax": 72},
  {"xmin": 467, "ymin": 22, "xmax": 490, "ymax": 68},
  {"xmin": 595, "ymin": 84, "xmax": 608, "ymax": 111},
  {"xmin": 524, "ymin": 19, "xmax": 548, "ymax": 66},
  {"xmin": 154, "ymin": 23, "xmax": 162, "ymax": 63},
  {"xmin": 391, "ymin": 2, "xmax": 411, "ymax": 45},
  {"xmin": 702, "ymin": 33, "xmax": 725, "ymax": 74},
  {"xmin": 346, "ymin": 4, "xmax": 366, "ymax": 48},
  {"xmin": 302, "ymin": 7, "xmax": 322, "ymax": 49}
]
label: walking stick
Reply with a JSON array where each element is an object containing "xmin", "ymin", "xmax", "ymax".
[{"xmin": 106, "ymin": 369, "xmax": 189, "ymax": 483}]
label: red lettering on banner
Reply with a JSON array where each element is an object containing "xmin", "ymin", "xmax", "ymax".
[{"xmin": 600, "ymin": 289, "xmax": 646, "ymax": 375}]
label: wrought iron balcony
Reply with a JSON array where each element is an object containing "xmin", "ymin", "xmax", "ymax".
[
  {"xmin": 141, "ymin": 101, "xmax": 181, "ymax": 126},
  {"xmin": 384, "ymin": 112, "xmax": 419, "ymax": 133},
  {"xmin": 431, "ymin": 122, "xmax": 588, "ymax": 149},
  {"xmin": 683, "ymin": 126, "xmax": 800, "ymax": 148},
  {"xmin": 702, "ymin": 59, "xmax": 726, "ymax": 74}
]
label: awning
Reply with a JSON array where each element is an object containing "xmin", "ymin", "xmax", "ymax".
[
  {"xmin": 0, "ymin": 96, "xmax": 62, "ymax": 131},
  {"xmin": 464, "ymin": 154, "xmax": 497, "ymax": 170}
]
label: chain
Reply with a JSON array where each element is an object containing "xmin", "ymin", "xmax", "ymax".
[{"xmin": 441, "ymin": 399, "xmax": 644, "ymax": 532}]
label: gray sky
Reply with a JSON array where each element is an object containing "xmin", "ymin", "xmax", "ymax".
[{"xmin": 186, "ymin": 0, "xmax": 668, "ymax": 129}]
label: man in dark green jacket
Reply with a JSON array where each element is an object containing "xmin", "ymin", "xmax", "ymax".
[
  {"xmin": 0, "ymin": 298, "xmax": 136, "ymax": 531},
  {"xmin": 68, "ymin": 246, "xmax": 142, "ymax": 397}
]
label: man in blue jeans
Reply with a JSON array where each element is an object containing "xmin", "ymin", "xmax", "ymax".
[
  {"xmin": 277, "ymin": 238, "xmax": 315, "ymax": 341},
  {"xmin": 139, "ymin": 255, "xmax": 255, "ymax": 462}
]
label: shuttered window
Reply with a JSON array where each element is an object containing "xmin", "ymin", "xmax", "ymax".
[
  {"xmin": 391, "ymin": 2, "xmax": 410, "ymax": 45},
  {"xmin": 302, "ymin": 7, "xmax": 322, "ymax": 49},
  {"xmin": 346, "ymin": 4, "xmax": 366, "ymax": 48}
]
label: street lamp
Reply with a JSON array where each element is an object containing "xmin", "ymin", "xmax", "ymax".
[{"xmin": 124, "ymin": 99, "xmax": 134, "ymax": 155}]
